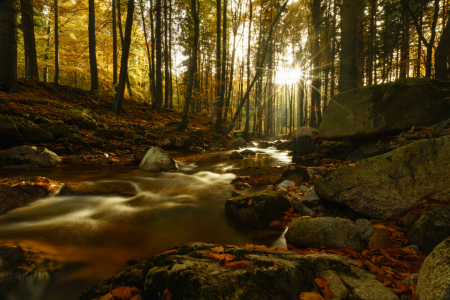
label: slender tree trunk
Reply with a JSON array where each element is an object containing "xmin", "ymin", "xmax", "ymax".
[
  {"xmin": 113, "ymin": 0, "xmax": 135, "ymax": 114},
  {"xmin": 43, "ymin": 24, "xmax": 50, "ymax": 83},
  {"xmin": 150, "ymin": 0, "xmax": 156, "ymax": 99},
  {"xmin": 244, "ymin": 0, "xmax": 252, "ymax": 136},
  {"xmin": 416, "ymin": 9, "xmax": 422, "ymax": 78},
  {"xmin": 310, "ymin": 0, "xmax": 320, "ymax": 127},
  {"xmin": 215, "ymin": 0, "xmax": 221, "ymax": 125},
  {"xmin": 54, "ymin": 0, "xmax": 59, "ymax": 84},
  {"xmin": 0, "ymin": 0, "xmax": 19, "ymax": 91},
  {"xmin": 224, "ymin": 21, "xmax": 238, "ymax": 121},
  {"xmin": 164, "ymin": 0, "xmax": 169, "ymax": 108},
  {"xmin": 89, "ymin": 0, "xmax": 99, "ymax": 91},
  {"xmin": 400, "ymin": 10, "xmax": 409, "ymax": 78},
  {"xmin": 153, "ymin": 0, "xmax": 163, "ymax": 111},
  {"xmin": 113, "ymin": 0, "xmax": 118, "ymax": 84},
  {"xmin": 21, "ymin": 0, "xmax": 39, "ymax": 81},
  {"xmin": 117, "ymin": 0, "xmax": 133, "ymax": 96},
  {"xmin": 179, "ymin": 0, "xmax": 200, "ymax": 130},
  {"xmin": 367, "ymin": 0, "xmax": 376, "ymax": 85},
  {"xmin": 169, "ymin": 0, "xmax": 173, "ymax": 107},
  {"xmin": 339, "ymin": 0, "xmax": 362, "ymax": 92},
  {"xmin": 138, "ymin": 0, "xmax": 152, "ymax": 100},
  {"xmin": 215, "ymin": 0, "xmax": 228, "ymax": 129}
]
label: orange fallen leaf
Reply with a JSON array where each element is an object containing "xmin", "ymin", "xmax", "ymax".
[
  {"xmin": 225, "ymin": 261, "xmax": 249, "ymax": 267},
  {"xmin": 299, "ymin": 292, "xmax": 325, "ymax": 300},
  {"xmin": 155, "ymin": 250, "xmax": 177, "ymax": 256},
  {"xmin": 123, "ymin": 287, "xmax": 133, "ymax": 298},
  {"xmin": 211, "ymin": 246, "xmax": 224, "ymax": 253},
  {"xmin": 112, "ymin": 287, "xmax": 127, "ymax": 299},
  {"xmin": 205, "ymin": 252, "xmax": 234, "ymax": 262},
  {"xmin": 315, "ymin": 276, "xmax": 335, "ymax": 300},
  {"xmin": 163, "ymin": 288, "xmax": 172, "ymax": 300},
  {"xmin": 316, "ymin": 213, "xmax": 324, "ymax": 217},
  {"xmin": 129, "ymin": 295, "xmax": 142, "ymax": 300},
  {"xmin": 248, "ymin": 199, "xmax": 253, "ymax": 205}
]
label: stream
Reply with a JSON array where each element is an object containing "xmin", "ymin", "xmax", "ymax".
[{"xmin": 0, "ymin": 146, "xmax": 292, "ymax": 300}]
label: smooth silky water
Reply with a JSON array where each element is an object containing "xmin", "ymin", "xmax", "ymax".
[{"xmin": 0, "ymin": 147, "xmax": 292, "ymax": 300}]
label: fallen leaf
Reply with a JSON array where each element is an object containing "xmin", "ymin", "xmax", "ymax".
[
  {"xmin": 163, "ymin": 288, "xmax": 172, "ymax": 300},
  {"xmin": 225, "ymin": 261, "xmax": 249, "ymax": 267},
  {"xmin": 348, "ymin": 163, "xmax": 357, "ymax": 168},
  {"xmin": 315, "ymin": 276, "xmax": 335, "ymax": 300},
  {"xmin": 316, "ymin": 213, "xmax": 324, "ymax": 217},
  {"xmin": 112, "ymin": 287, "xmax": 126, "ymax": 299},
  {"xmin": 299, "ymin": 292, "xmax": 325, "ymax": 300},
  {"xmin": 123, "ymin": 287, "xmax": 133, "ymax": 298},
  {"xmin": 129, "ymin": 295, "xmax": 142, "ymax": 300},
  {"xmin": 205, "ymin": 252, "xmax": 234, "ymax": 262},
  {"xmin": 155, "ymin": 250, "xmax": 177, "ymax": 256},
  {"xmin": 248, "ymin": 199, "xmax": 253, "ymax": 205},
  {"xmin": 210, "ymin": 246, "xmax": 224, "ymax": 253}
]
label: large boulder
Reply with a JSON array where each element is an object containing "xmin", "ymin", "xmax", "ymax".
[
  {"xmin": 0, "ymin": 176, "xmax": 63, "ymax": 215},
  {"xmin": 233, "ymin": 137, "xmax": 247, "ymax": 148},
  {"xmin": 21, "ymin": 122, "xmax": 54, "ymax": 143},
  {"xmin": 416, "ymin": 237, "xmax": 450, "ymax": 300},
  {"xmin": 406, "ymin": 205, "xmax": 450, "ymax": 255},
  {"xmin": 225, "ymin": 191, "xmax": 290, "ymax": 229},
  {"xmin": 0, "ymin": 146, "xmax": 62, "ymax": 167},
  {"xmin": 78, "ymin": 242, "xmax": 398, "ymax": 300},
  {"xmin": 41, "ymin": 121, "xmax": 70, "ymax": 139},
  {"xmin": 292, "ymin": 127, "xmax": 318, "ymax": 161},
  {"xmin": 286, "ymin": 217, "xmax": 363, "ymax": 252},
  {"xmin": 139, "ymin": 147, "xmax": 178, "ymax": 172},
  {"xmin": 319, "ymin": 78, "xmax": 450, "ymax": 140},
  {"xmin": 315, "ymin": 136, "xmax": 450, "ymax": 218},
  {"xmin": 0, "ymin": 117, "xmax": 19, "ymax": 140}
]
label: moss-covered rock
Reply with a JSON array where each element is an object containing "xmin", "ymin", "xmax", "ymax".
[
  {"xmin": 225, "ymin": 191, "xmax": 290, "ymax": 229},
  {"xmin": 21, "ymin": 122, "xmax": 54, "ymax": 143},
  {"xmin": 41, "ymin": 121, "xmax": 70, "ymax": 139},
  {"xmin": 68, "ymin": 133, "xmax": 89, "ymax": 145},
  {"xmin": 0, "ymin": 117, "xmax": 19, "ymax": 140},
  {"xmin": 77, "ymin": 242, "xmax": 398, "ymax": 300},
  {"xmin": 286, "ymin": 217, "xmax": 363, "ymax": 252},
  {"xmin": 406, "ymin": 205, "xmax": 450, "ymax": 255},
  {"xmin": 292, "ymin": 127, "xmax": 318, "ymax": 161},
  {"xmin": 319, "ymin": 79, "xmax": 450, "ymax": 140},
  {"xmin": 315, "ymin": 136, "xmax": 450, "ymax": 218},
  {"xmin": 0, "ymin": 145, "xmax": 62, "ymax": 167}
]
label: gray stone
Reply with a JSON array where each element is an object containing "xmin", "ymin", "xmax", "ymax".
[
  {"xmin": 225, "ymin": 191, "xmax": 290, "ymax": 229},
  {"xmin": 300, "ymin": 185, "xmax": 311, "ymax": 193},
  {"xmin": 233, "ymin": 137, "xmax": 247, "ymax": 148},
  {"xmin": 68, "ymin": 133, "xmax": 88, "ymax": 145},
  {"xmin": 0, "ymin": 146, "xmax": 61, "ymax": 167},
  {"xmin": 315, "ymin": 136, "xmax": 450, "ymax": 218},
  {"xmin": 286, "ymin": 217, "xmax": 362, "ymax": 251},
  {"xmin": 274, "ymin": 167, "xmax": 310, "ymax": 186},
  {"xmin": 406, "ymin": 205, "xmax": 450, "ymax": 255},
  {"xmin": 162, "ymin": 139, "xmax": 172, "ymax": 148},
  {"xmin": 230, "ymin": 151, "xmax": 244, "ymax": 159},
  {"xmin": 139, "ymin": 147, "xmax": 178, "ymax": 172},
  {"xmin": 173, "ymin": 137, "xmax": 184, "ymax": 147},
  {"xmin": 0, "ymin": 117, "xmax": 19, "ymax": 139},
  {"xmin": 67, "ymin": 155, "xmax": 87, "ymax": 165},
  {"xmin": 346, "ymin": 141, "xmax": 385, "ymax": 162},
  {"xmin": 241, "ymin": 149, "xmax": 256, "ymax": 155},
  {"xmin": 292, "ymin": 127, "xmax": 319, "ymax": 161},
  {"xmin": 278, "ymin": 180, "xmax": 296, "ymax": 190},
  {"xmin": 301, "ymin": 187, "xmax": 321, "ymax": 207},
  {"xmin": 400, "ymin": 212, "xmax": 419, "ymax": 230},
  {"xmin": 319, "ymin": 78, "xmax": 450, "ymax": 140},
  {"xmin": 78, "ymin": 242, "xmax": 398, "ymax": 300},
  {"xmin": 416, "ymin": 237, "xmax": 450, "ymax": 300},
  {"xmin": 293, "ymin": 202, "xmax": 316, "ymax": 218},
  {"xmin": 40, "ymin": 121, "xmax": 70, "ymax": 139},
  {"xmin": 401, "ymin": 273, "xmax": 418, "ymax": 286},
  {"xmin": 355, "ymin": 219, "xmax": 371, "ymax": 235},
  {"xmin": 361, "ymin": 226, "xmax": 376, "ymax": 243},
  {"xmin": 21, "ymin": 122, "xmax": 54, "ymax": 143}
]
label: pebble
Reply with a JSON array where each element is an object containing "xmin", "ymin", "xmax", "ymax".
[
  {"xmin": 301, "ymin": 188, "xmax": 321, "ymax": 207},
  {"xmin": 278, "ymin": 180, "xmax": 296, "ymax": 190},
  {"xmin": 361, "ymin": 226, "xmax": 376, "ymax": 243}
]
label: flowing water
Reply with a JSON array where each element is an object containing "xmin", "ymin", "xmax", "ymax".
[{"xmin": 0, "ymin": 147, "xmax": 292, "ymax": 300}]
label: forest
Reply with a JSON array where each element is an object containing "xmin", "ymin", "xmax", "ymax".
[{"xmin": 1, "ymin": 0, "xmax": 450, "ymax": 299}]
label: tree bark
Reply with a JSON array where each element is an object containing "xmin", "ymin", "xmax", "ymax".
[
  {"xmin": 113, "ymin": 0, "xmax": 135, "ymax": 114},
  {"xmin": 150, "ymin": 0, "xmax": 156, "ymax": 100},
  {"xmin": 153, "ymin": 0, "xmax": 163, "ymax": 111},
  {"xmin": 214, "ymin": 0, "xmax": 228, "ymax": 129},
  {"xmin": 243, "ymin": 0, "xmax": 252, "ymax": 136},
  {"xmin": 339, "ymin": 0, "xmax": 362, "ymax": 92},
  {"xmin": 54, "ymin": 0, "xmax": 59, "ymax": 84},
  {"xmin": 435, "ymin": 6, "xmax": 450, "ymax": 81},
  {"xmin": 113, "ymin": 0, "xmax": 118, "ymax": 84},
  {"xmin": 89, "ymin": 0, "xmax": 99, "ymax": 91},
  {"xmin": 164, "ymin": 0, "xmax": 169, "ymax": 108},
  {"xmin": 367, "ymin": 0, "xmax": 376, "ymax": 85},
  {"xmin": 20, "ymin": 0, "xmax": 39, "ymax": 81},
  {"xmin": 117, "ymin": 0, "xmax": 133, "ymax": 96},
  {"xmin": 400, "ymin": 10, "xmax": 409, "ymax": 78},
  {"xmin": 215, "ymin": 0, "xmax": 221, "ymax": 124},
  {"xmin": 310, "ymin": 0, "xmax": 321, "ymax": 127},
  {"xmin": 138, "ymin": 0, "xmax": 152, "ymax": 99},
  {"xmin": 0, "ymin": 0, "xmax": 19, "ymax": 92},
  {"xmin": 178, "ymin": 0, "xmax": 199, "ymax": 130}
]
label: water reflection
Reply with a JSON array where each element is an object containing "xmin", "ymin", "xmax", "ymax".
[{"xmin": 0, "ymin": 147, "xmax": 292, "ymax": 300}]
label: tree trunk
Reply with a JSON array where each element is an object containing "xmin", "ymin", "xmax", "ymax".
[
  {"xmin": 215, "ymin": 0, "xmax": 221, "ymax": 125},
  {"xmin": 117, "ymin": 0, "xmax": 133, "ymax": 96},
  {"xmin": 400, "ymin": 10, "xmax": 409, "ymax": 78},
  {"xmin": 89, "ymin": 0, "xmax": 99, "ymax": 91},
  {"xmin": 150, "ymin": 0, "xmax": 156, "ymax": 99},
  {"xmin": 0, "ymin": 0, "xmax": 19, "ymax": 91},
  {"xmin": 153, "ymin": 0, "xmax": 163, "ymax": 111},
  {"xmin": 20, "ymin": 0, "xmax": 39, "ymax": 81},
  {"xmin": 214, "ymin": 0, "xmax": 227, "ymax": 129},
  {"xmin": 435, "ymin": 6, "xmax": 450, "ymax": 81},
  {"xmin": 339, "ymin": 0, "xmax": 362, "ymax": 92},
  {"xmin": 113, "ymin": 0, "xmax": 135, "ymax": 114},
  {"xmin": 164, "ymin": 0, "xmax": 169, "ymax": 108},
  {"xmin": 113, "ymin": 0, "xmax": 118, "ymax": 85},
  {"xmin": 243, "ymin": 0, "xmax": 252, "ymax": 137},
  {"xmin": 54, "ymin": 0, "xmax": 59, "ymax": 84},
  {"xmin": 169, "ymin": 0, "xmax": 173, "ymax": 107},
  {"xmin": 138, "ymin": 0, "xmax": 152, "ymax": 100},
  {"xmin": 367, "ymin": 0, "xmax": 376, "ymax": 85},
  {"xmin": 179, "ymin": 0, "xmax": 199, "ymax": 130},
  {"xmin": 310, "ymin": 0, "xmax": 320, "ymax": 128}
]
